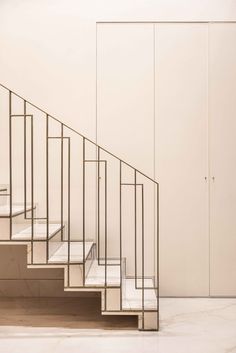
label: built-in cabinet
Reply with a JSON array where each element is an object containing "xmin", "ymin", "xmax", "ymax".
[
  {"xmin": 97, "ymin": 22, "xmax": 236, "ymax": 296},
  {"xmin": 155, "ymin": 23, "xmax": 209, "ymax": 296},
  {"xmin": 209, "ymin": 24, "xmax": 236, "ymax": 296}
]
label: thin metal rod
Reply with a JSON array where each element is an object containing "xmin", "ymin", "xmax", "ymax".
[
  {"xmin": 156, "ymin": 183, "xmax": 159, "ymax": 329},
  {"xmin": 10, "ymin": 114, "xmax": 33, "ymax": 117},
  {"xmin": 85, "ymin": 159, "xmax": 106, "ymax": 163},
  {"xmin": 82, "ymin": 137, "xmax": 86, "ymax": 282},
  {"xmin": 97, "ymin": 147, "xmax": 100, "ymax": 263},
  {"xmin": 46, "ymin": 114, "xmax": 49, "ymax": 263},
  {"xmin": 31, "ymin": 115, "xmax": 34, "ymax": 264},
  {"xmin": 48, "ymin": 136, "xmax": 69, "ymax": 140},
  {"xmin": 61, "ymin": 123, "xmax": 64, "ymax": 241},
  {"xmin": 67, "ymin": 137, "xmax": 71, "ymax": 286},
  {"xmin": 121, "ymin": 183, "xmax": 143, "ymax": 186},
  {"xmin": 119, "ymin": 160, "xmax": 122, "ymax": 310},
  {"xmin": 9, "ymin": 91, "xmax": 12, "ymax": 240},
  {"xmin": 104, "ymin": 160, "xmax": 107, "ymax": 310},
  {"xmin": 24, "ymin": 100, "xmax": 27, "ymax": 218},
  {"xmin": 134, "ymin": 170, "xmax": 137, "ymax": 288},
  {"xmin": 0, "ymin": 84, "xmax": 158, "ymax": 186},
  {"xmin": 141, "ymin": 184, "xmax": 144, "ymax": 330}
]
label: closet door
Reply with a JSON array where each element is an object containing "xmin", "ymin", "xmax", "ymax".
[
  {"xmin": 209, "ymin": 23, "xmax": 236, "ymax": 295},
  {"xmin": 155, "ymin": 23, "xmax": 209, "ymax": 296}
]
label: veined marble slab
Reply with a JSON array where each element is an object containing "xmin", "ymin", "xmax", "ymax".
[
  {"xmin": 85, "ymin": 260, "xmax": 121, "ymax": 286},
  {"xmin": 122, "ymin": 278, "xmax": 157, "ymax": 310},
  {"xmin": 12, "ymin": 223, "xmax": 62, "ymax": 240},
  {"xmin": 0, "ymin": 298, "xmax": 235, "ymax": 353},
  {"xmin": 48, "ymin": 241, "xmax": 94, "ymax": 263},
  {"xmin": 0, "ymin": 204, "xmax": 34, "ymax": 217}
]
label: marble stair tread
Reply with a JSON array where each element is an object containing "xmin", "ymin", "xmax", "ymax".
[
  {"xmin": 48, "ymin": 241, "xmax": 94, "ymax": 263},
  {"xmin": 11, "ymin": 223, "xmax": 62, "ymax": 241},
  {"xmin": 0, "ymin": 204, "xmax": 33, "ymax": 217},
  {"xmin": 85, "ymin": 260, "xmax": 121, "ymax": 286},
  {"xmin": 122, "ymin": 278, "xmax": 157, "ymax": 310}
]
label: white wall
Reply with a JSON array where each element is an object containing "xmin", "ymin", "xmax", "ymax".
[
  {"xmin": 0, "ymin": 0, "xmax": 236, "ymax": 297},
  {"xmin": 0, "ymin": 0, "xmax": 235, "ymax": 140}
]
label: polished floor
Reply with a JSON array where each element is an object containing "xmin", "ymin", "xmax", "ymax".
[{"xmin": 0, "ymin": 297, "xmax": 235, "ymax": 353}]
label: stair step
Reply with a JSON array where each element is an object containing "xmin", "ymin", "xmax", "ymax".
[
  {"xmin": 12, "ymin": 223, "xmax": 62, "ymax": 241},
  {"xmin": 48, "ymin": 241, "xmax": 94, "ymax": 263},
  {"xmin": 122, "ymin": 278, "xmax": 157, "ymax": 310},
  {"xmin": 0, "ymin": 204, "xmax": 34, "ymax": 218},
  {"xmin": 85, "ymin": 260, "xmax": 121, "ymax": 287}
]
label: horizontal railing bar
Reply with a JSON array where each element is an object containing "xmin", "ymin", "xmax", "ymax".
[
  {"xmin": 0, "ymin": 83, "xmax": 158, "ymax": 185},
  {"xmin": 0, "ymin": 239, "xmax": 52, "ymax": 243},
  {"xmin": 65, "ymin": 285, "xmax": 121, "ymax": 289},
  {"xmin": 121, "ymin": 183, "xmax": 143, "ymax": 186},
  {"xmin": 48, "ymin": 136, "xmax": 70, "ymax": 140},
  {"xmin": 0, "ymin": 194, "xmax": 10, "ymax": 196},
  {"xmin": 0, "ymin": 188, "xmax": 7, "ymax": 192},
  {"xmin": 10, "ymin": 114, "xmax": 33, "ymax": 118},
  {"xmin": 134, "ymin": 286, "xmax": 159, "ymax": 290},
  {"xmin": 84, "ymin": 160, "xmax": 106, "ymax": 163},
  {"xmin": 24, "ymin": 217, "xmax": 47, "ymax": 220}
]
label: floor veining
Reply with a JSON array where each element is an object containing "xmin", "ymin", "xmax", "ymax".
[{"xmin": 0, "ymin": 298, "xmax": 236, "ymax": 353}]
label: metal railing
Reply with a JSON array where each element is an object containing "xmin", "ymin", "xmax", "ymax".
[{"xmin": 0, "ymin": 82, "xmax": 159, "ymax": 330}]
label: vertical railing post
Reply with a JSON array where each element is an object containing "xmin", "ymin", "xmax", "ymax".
[
  {"xmin": 119, "ymin": 160, "xmax": 122, "ymax": 310},
  {"xmin": 23, "ymin": 100, "xmax": 27, "ymax": 218},
  {"xmin": 82, "ymin": 137, "xmax": 85, "ymax": 285},
  {"xmin": 61, "ymin": 123, "xmax": 64, "ymax": 241},
  {"xmin": 104, "ymin": 160, "xmax": 107, "ymax": 310},
  {"xmin": 141, "ymin": 183, "xmax": 144, "ymax": 330},
  {"xmin": 156, "ymin": 182, "xmax": 159, "ymax": 329},
  {"xmin": 9, "ymin": 91, "xmax": 12, "ymax": 240},
  {"xmin": 30, "ymin": 114, "xmax": 34, "ymax": 264},
  {"xmin": 134, "ymin": 169, "xmax": 137, "ymax": 288},
  {"xmin": 67, "ymin": 136, "xmax": 71, "ymax": 286},
  {"xmin": 46, "ymin": 114, "xmax": 49, "ymax": 262},
  {"xmin": 97, "ymin": 147, "xmax": 100, "ymax": 264}
]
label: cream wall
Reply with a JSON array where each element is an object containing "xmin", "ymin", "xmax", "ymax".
[
  {"xmin": 0, "ymin": 0, "xmax": 235, "ymax": 141},
  {"xmin": 0, "ymin": 0, "xmax": 236, "ymax": 297}
]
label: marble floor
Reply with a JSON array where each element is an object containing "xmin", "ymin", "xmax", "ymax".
[{"xmin": 0, "ymin": 297, "xmax": 236, "ymax": 353}]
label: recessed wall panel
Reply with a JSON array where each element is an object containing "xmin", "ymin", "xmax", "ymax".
[
  {"xmin": 209, "ymin": 23, "xmax": 236, "ymax": 296},
  {"xmin": 155, "ymin": 23, "xmax": 209, "ymax": 296}
]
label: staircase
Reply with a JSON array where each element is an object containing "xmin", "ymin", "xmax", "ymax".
[{"xmin": 0, "ymin": 83, "xmax": 159, "ymax": 330}]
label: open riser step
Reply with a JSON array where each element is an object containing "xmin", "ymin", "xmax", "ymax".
[{"xmin": 0, "ymin": 186, "xmax": 158, "ymax": 330}]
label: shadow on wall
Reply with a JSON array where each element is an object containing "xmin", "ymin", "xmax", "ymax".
[{"xmin": 0, "ymin": 245, "xmax": 136, "ymax": 329}]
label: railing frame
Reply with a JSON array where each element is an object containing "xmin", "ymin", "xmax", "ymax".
[{"xmin": 1, "ymin": 82, "xmax": 159, "ymax": 330}]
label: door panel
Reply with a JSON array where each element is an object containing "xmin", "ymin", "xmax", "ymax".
[
  {"xmin": 209, "ymin": 23, "xmax": 236, "ymax": 295},
  {"xmin": 155, "ymin": 23, "xmax": 209, "ymax": 296}
]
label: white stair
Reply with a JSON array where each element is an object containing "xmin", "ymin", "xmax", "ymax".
[
  {"xmin": 122, "ymin": 278, "xmax": 157, "ymax": 310},
  {"xmin": 49, "ymin": 241, "xmax": 94, "ymax": 263},
  {"xmin": 85, "ymin": 259, "xmax": 121, "ymax": 287},
  {"xmin": 12, "ymin": 223, "xmax": 62, "ymax": 240},
  {"xmin": 0, "ymin": 204, "xmax": 33, "ymax": 217}
]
